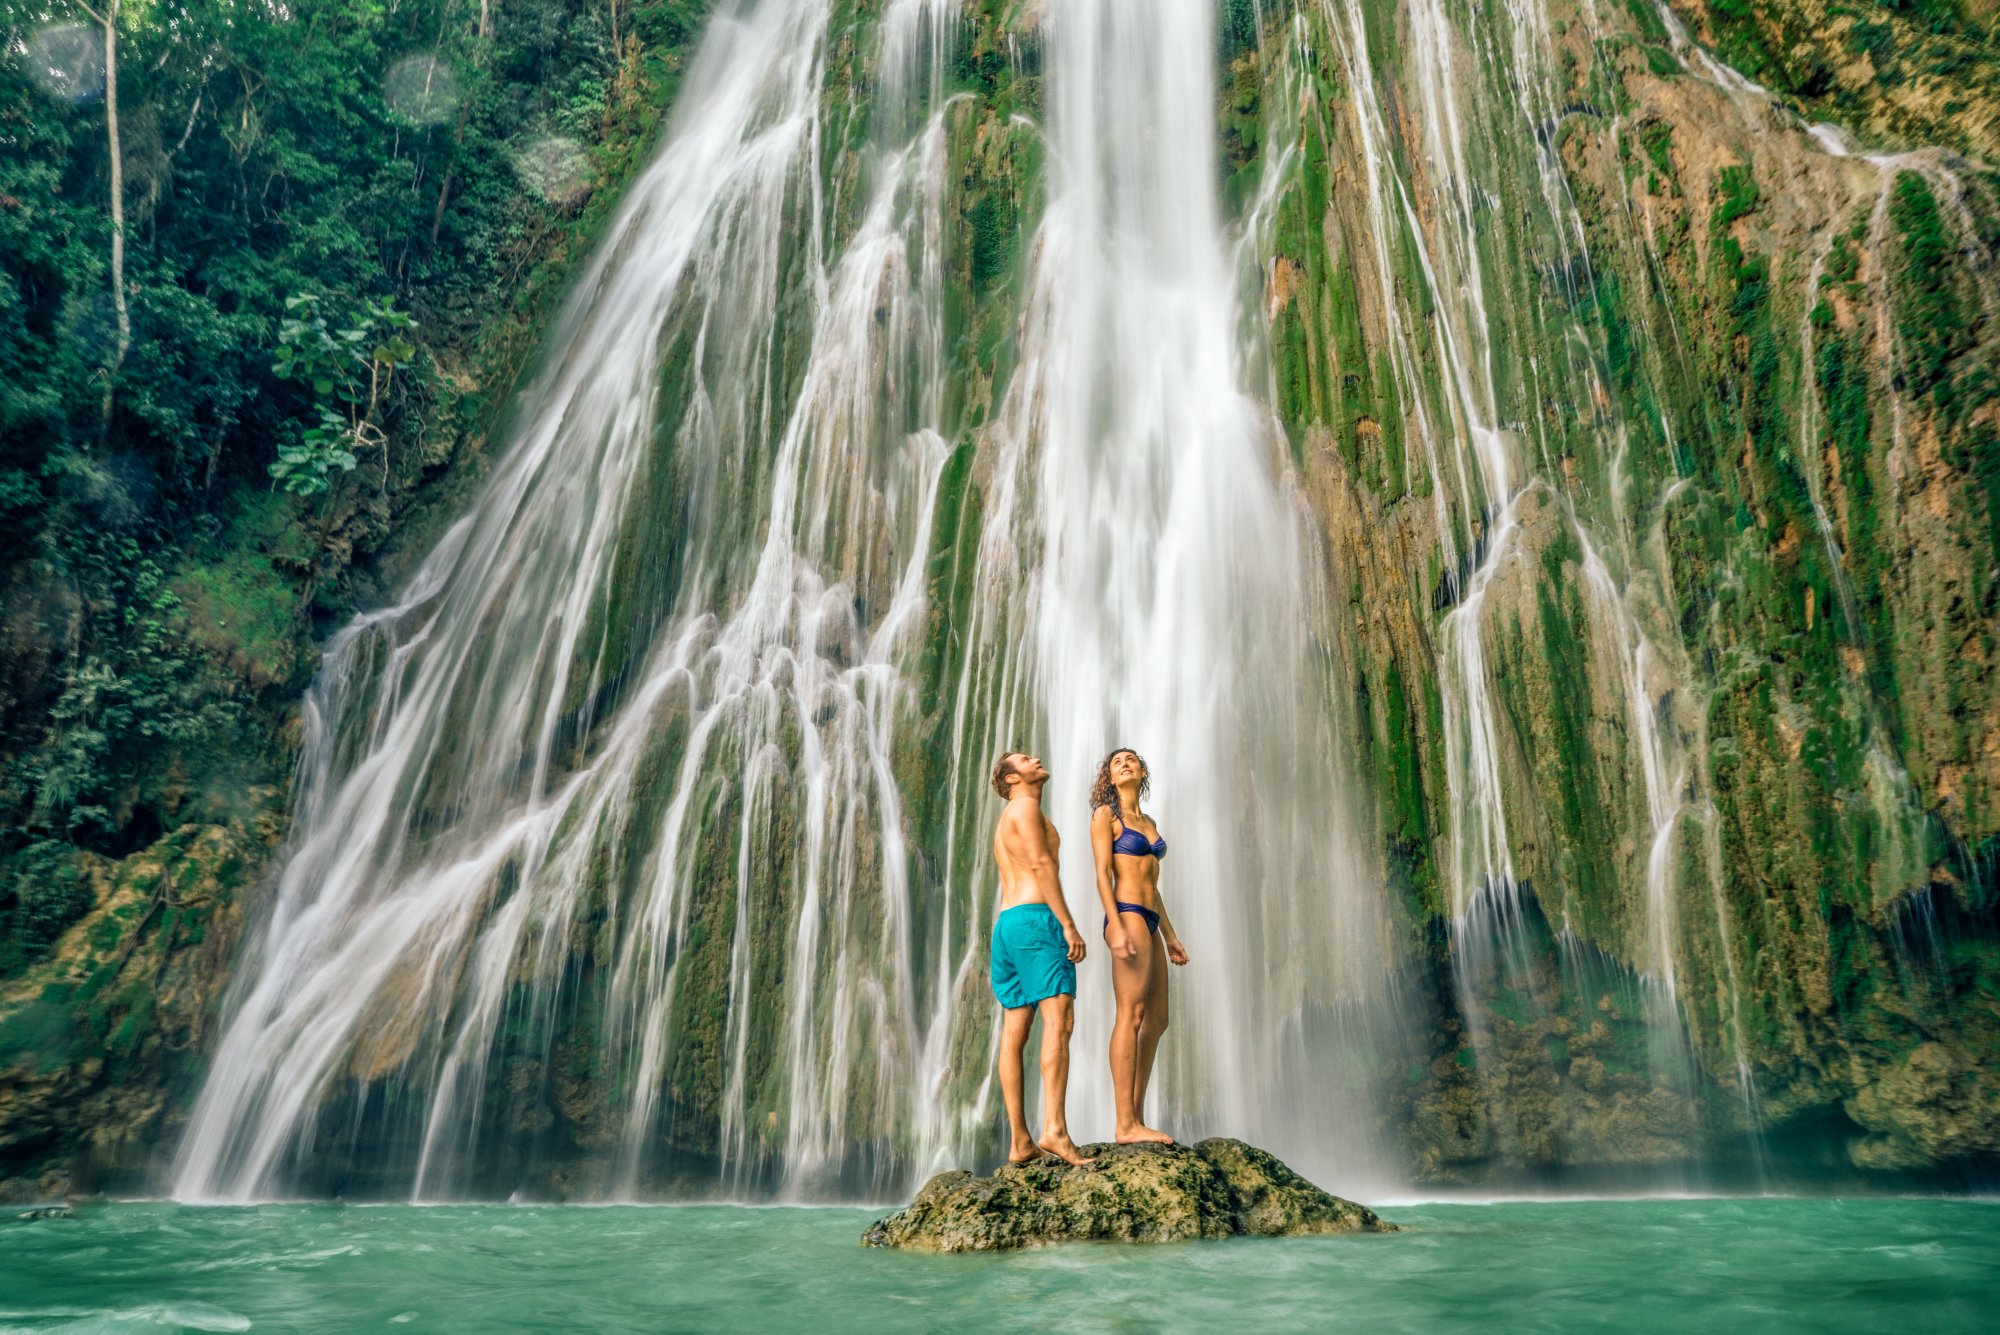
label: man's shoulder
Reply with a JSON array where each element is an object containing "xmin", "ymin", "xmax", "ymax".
[{"xmin": 996, "ymin": 797, "xmax": 1048, "ymax": 833}]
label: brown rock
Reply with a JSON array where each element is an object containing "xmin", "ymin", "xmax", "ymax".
[{"xmin": 861, "ymin": 1138, "xmax": 1396, "ymax": 1253}]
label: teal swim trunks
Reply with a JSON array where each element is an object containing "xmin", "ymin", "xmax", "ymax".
[{"xmin": 989, "ymin": 903, "xmax": 1076, "ymax": 1009}]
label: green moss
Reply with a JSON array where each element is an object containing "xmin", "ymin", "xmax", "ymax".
[
  {"xmin": 1961, "ymin": 421, "xmax": 2000, "ymax": 565},
  {"xmin": 1381, "ymin": 660, "xmax": 1430, "ymax": 853},
  {"xmin": 1220, "ymin": 48, "xmax": 1265, "ymax": 216},
  {"xmin": 1377, "ymin": 655, "xmax": 1443, "ymax": 934},
  {"xmin": 171, "ymin": 492, "xmax": 314, "ymax": 688},
  {"xmin": 1530, "ymin": 536, "xmax": 1619, "ymax": 931},
  {"xmin": 0, "ymin": 841, "xmax": 94, "ymax": 973},
  {"xmin": 1639, "ymin": 121, "xmax": 1674, "ymax": 182},
  {"xmin": 1888, "ymin": 171, "xmax": 1970, "ymax": 423},
  {"xmin": 1712, "ymin": 165, "xmax": 1760, "ymax": 231},
  {"xmin": 966, "ymin": 191, "xmax": 1014, "ymax": 294},
  {"xmin": 1623, "ymin": 0, "xmax": 1671, "ymax": 43}
]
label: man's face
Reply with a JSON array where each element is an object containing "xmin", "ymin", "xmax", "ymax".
[{"xmin": 1009, "ymin": 753, "xmax": 1049, "ymax": 787}]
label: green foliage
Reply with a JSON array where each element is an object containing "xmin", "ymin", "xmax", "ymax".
[
  {"xmin": 966, "ymin": 191, "xmax": 1013, "ymax": 294},
  {"xmin": 268, "ymin": 292, "xmax": 417, "ymax": 494},
  {"xmin": 1887, "ymin": 171, "xmax": 1970, "ymax": 422},
  {"xmin": 271, "ymin": 294, "xmax": 418, "ymax": 408},
  {"xmin": 0, "ymin": 840, "xmax": 91, "ymax": 972},
  {"xmin": 1961, "ymin": 421, "xmax": 2000, "ymax": 566},
  {"xmin": 0, "ymin": 1, "xmax": 715, "ymax": 894},
  {"xmin": 1639, "ymin": 121, "xmax": 1674, "ymax": 182},
  {"xmin": 1375, "ymin": 654, "xmax": 1441, "ymax": 935},
  {"xmin": 1219, "ymin": 47, "xmax": 1263, "ymax": 213},
  {"xmin": 1622, "ymin": 0, "xmax": 1671, "ymax": 44},
  {"xmin": 172, "ymin": 492, "xmax": 315, "ymax": 686},
  {"xmin": 269, "ymin": 407, "xmax": 361, "ymax": 496},
  {"xmin": 1712, "ymin": 165, "xmax": 1760, "ymax": 230},
  {"xmin": 1701, "ymin": 0, "xmax": 1997, "ymax": 156},
  {"xmin": 4, "ymin": 538, "xmax": 249, "ymax": 846},
  {"xmin": 1218, "ymin": 0, "xmax": 1261, "ymax": 60}
]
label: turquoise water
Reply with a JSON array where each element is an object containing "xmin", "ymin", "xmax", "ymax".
[{"xmin": 2, "ymin": 1197, "xmax": 1995, "ymax": 1332}]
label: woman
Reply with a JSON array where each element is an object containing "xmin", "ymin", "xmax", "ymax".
[{"xmin": 1089, "ymin": 747, "xmax": 1189, "ymax": 1145}]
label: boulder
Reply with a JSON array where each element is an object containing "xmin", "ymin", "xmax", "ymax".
[
  {"xmin": 861, "ymin": 1138, "xmax": 1396, "ymax": 1252},
  {"xmin": 14, "ymin": 1204, "xmax": 73, "ymax": 1221}
]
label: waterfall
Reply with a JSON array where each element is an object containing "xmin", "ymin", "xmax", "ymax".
[
  {"xmin": 1294, "ymin": 0, "xmax": 1729, "ymax": 1156},
  {"xmin": 175, "ymin": 0, "xmax": 970, "ymax": 1201},
  {"xmin": 172, "ymin": 0, "xmax": 1396, "ymax": 1203},
  {"xmin": 956, "ymin": 0, "xmax": 1397, "ymax": 1181},
  {"xmin": 169, "ymin": 0, "xmax": 1992, "ymax": 1200}
]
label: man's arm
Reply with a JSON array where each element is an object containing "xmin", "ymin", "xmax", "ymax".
[{"xmin": 1005, "ymin": 804, "xmax": 1085, "ymax": 963}]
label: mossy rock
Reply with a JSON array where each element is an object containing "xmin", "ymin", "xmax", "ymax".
[{"xmin": 860, "ymin": 1138, "xmax": 1396, "ymax": 1252}]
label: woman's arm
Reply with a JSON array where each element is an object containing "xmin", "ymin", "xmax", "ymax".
[
  {"xmin": 1090, "ymin": 808, "xmax": 1137, "ymax": 959},
  {"xmin": 1157, "ymin": 897, "xmax": 1189, "ymax": 966}
]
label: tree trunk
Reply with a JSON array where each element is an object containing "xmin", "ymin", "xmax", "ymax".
[{"xmin": 84, "ymin": 0, "xmax": 129, "ymax": 439}]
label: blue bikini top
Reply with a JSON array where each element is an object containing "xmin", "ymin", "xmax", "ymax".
[{"xmin": 1110, "ymin": 814, "xmax": 1167, "ymax": 860}]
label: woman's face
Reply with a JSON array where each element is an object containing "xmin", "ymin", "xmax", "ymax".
[{"xmin": 1110, "ymin": 751, "xmax": 1145, "ymax": 785}]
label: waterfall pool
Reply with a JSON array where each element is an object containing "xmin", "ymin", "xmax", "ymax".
[{"xmin": 1, "ymin": 1196, "xmax": 1993, "ymax": 1331}]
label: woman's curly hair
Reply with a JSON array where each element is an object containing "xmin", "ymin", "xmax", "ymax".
[{"xmin": 1089, "ymin": 747, "xmax": 1150, "ymax": 819}]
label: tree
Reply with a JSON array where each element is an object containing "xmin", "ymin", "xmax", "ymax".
[
  {"xmin": 73, "ymin": 0, "xmax": 127, "ymax": 437},
  {"xmin": 269, "ymin": 293, "xmax": 418, "ymax": 496}
]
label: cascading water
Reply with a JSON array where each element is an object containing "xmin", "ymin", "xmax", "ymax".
[
  {"xmin": 952, "ymin": 0, "xmax": 1398, "ymax": 1183},
  {"xmin": 1280, "ymin": 0, "xmax": 1993, "ymax": 1176},
  {"xmin": 173, "ymin": 0, "xmax": 1398, "ymax": 1203},
  {"xmin": 1292, "ymin": 0, "xmax": 1738, "ymax": 1160},
  {"xmin": 167, "ymin": 0, "xmax": 1996, "ymax": 1202},
  {"xmin": 176, "ymin": 0, "xmax": 972, "ymax": 1201}
]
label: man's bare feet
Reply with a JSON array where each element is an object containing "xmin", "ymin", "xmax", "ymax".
[
  {"xmin": 1114, "ymin": 1123, "xmax": 1175, "ymax": 1146},
  {"xmin": 1038, "ymin": 1129, "xmax": 1096, "ymax": 1167}
]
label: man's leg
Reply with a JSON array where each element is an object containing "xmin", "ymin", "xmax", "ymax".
[
  {"xmin": 1034, "ymin": 994, "xmax": 1094, "ymax": 1166},
  {"xmin": 998, "ymin": 1004, "xmax": 1040, "ymax": 1162}
]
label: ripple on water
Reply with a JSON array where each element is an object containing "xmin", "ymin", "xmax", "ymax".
[
  {"xmin": 27, "ymin": 1302, "xmax": 251, "ymax": 1332},
  {"xmin": 0, "ymin": 1199, "xmax": 1995, "ymax": 1332}
]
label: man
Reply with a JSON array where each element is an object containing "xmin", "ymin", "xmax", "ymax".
[{"xmin": 988, "ymin": 750, "xmax": 1094, "ymax": 1167}]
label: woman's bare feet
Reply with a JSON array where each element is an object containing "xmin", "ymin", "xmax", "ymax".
[
  {"xmin": 1006, "ymin": 1136, "xmax": 1047, "ymax": 1165},
  {"xmin": 1038, "ymin": 1129, "xmax": 1096, "ymax": 1167},
  {"xmin": 1114, "ymin": 1123, "xmax": 1175, "ymax": 1145}
]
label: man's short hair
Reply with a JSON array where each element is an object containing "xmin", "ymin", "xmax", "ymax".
[{"xmin": 991, "ymin": 751, "xmax": 1023, "ymax": 799}]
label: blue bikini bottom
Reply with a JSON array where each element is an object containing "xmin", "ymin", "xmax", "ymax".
[{"xmin": 1104, "ymin": 902, "xmax": 1160, "ymax": 935}]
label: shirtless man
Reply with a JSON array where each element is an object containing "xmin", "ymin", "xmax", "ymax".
[{"xmin": 988, "ymin": 751, "xmax": 1094, "ymax": 1167}]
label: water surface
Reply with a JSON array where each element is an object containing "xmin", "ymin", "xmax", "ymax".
[{"xmin": 2, "ymin": 1197, "xmax": 1995, "ymax": 1331}]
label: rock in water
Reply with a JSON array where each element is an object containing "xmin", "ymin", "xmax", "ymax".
[{"xmin": 861, "ymin": 1138, "xmax": 1396, "ymax": 1252}]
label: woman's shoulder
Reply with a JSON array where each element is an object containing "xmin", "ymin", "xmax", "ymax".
[{"xmin": 1089, "ymin": 803, "xmax": 1114, "ymax": 825}]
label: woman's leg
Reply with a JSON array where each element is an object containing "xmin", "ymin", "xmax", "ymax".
[
  {"xmin": 1110, "ymin": 911, "xmax": 1171, "ymax": 1143},
  {"xmin": 1134, "ymin": 925, "xmax": 1171, "ymax": 1129}
]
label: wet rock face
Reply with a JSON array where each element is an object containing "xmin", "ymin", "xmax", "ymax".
[
  {"xmin": 861, "ymin": 1139, "xmax": 1396, "ymax": 1252},
  {"xmin": 0, "ymin": 824, "xmax": 255, "ymax": 1202}
]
